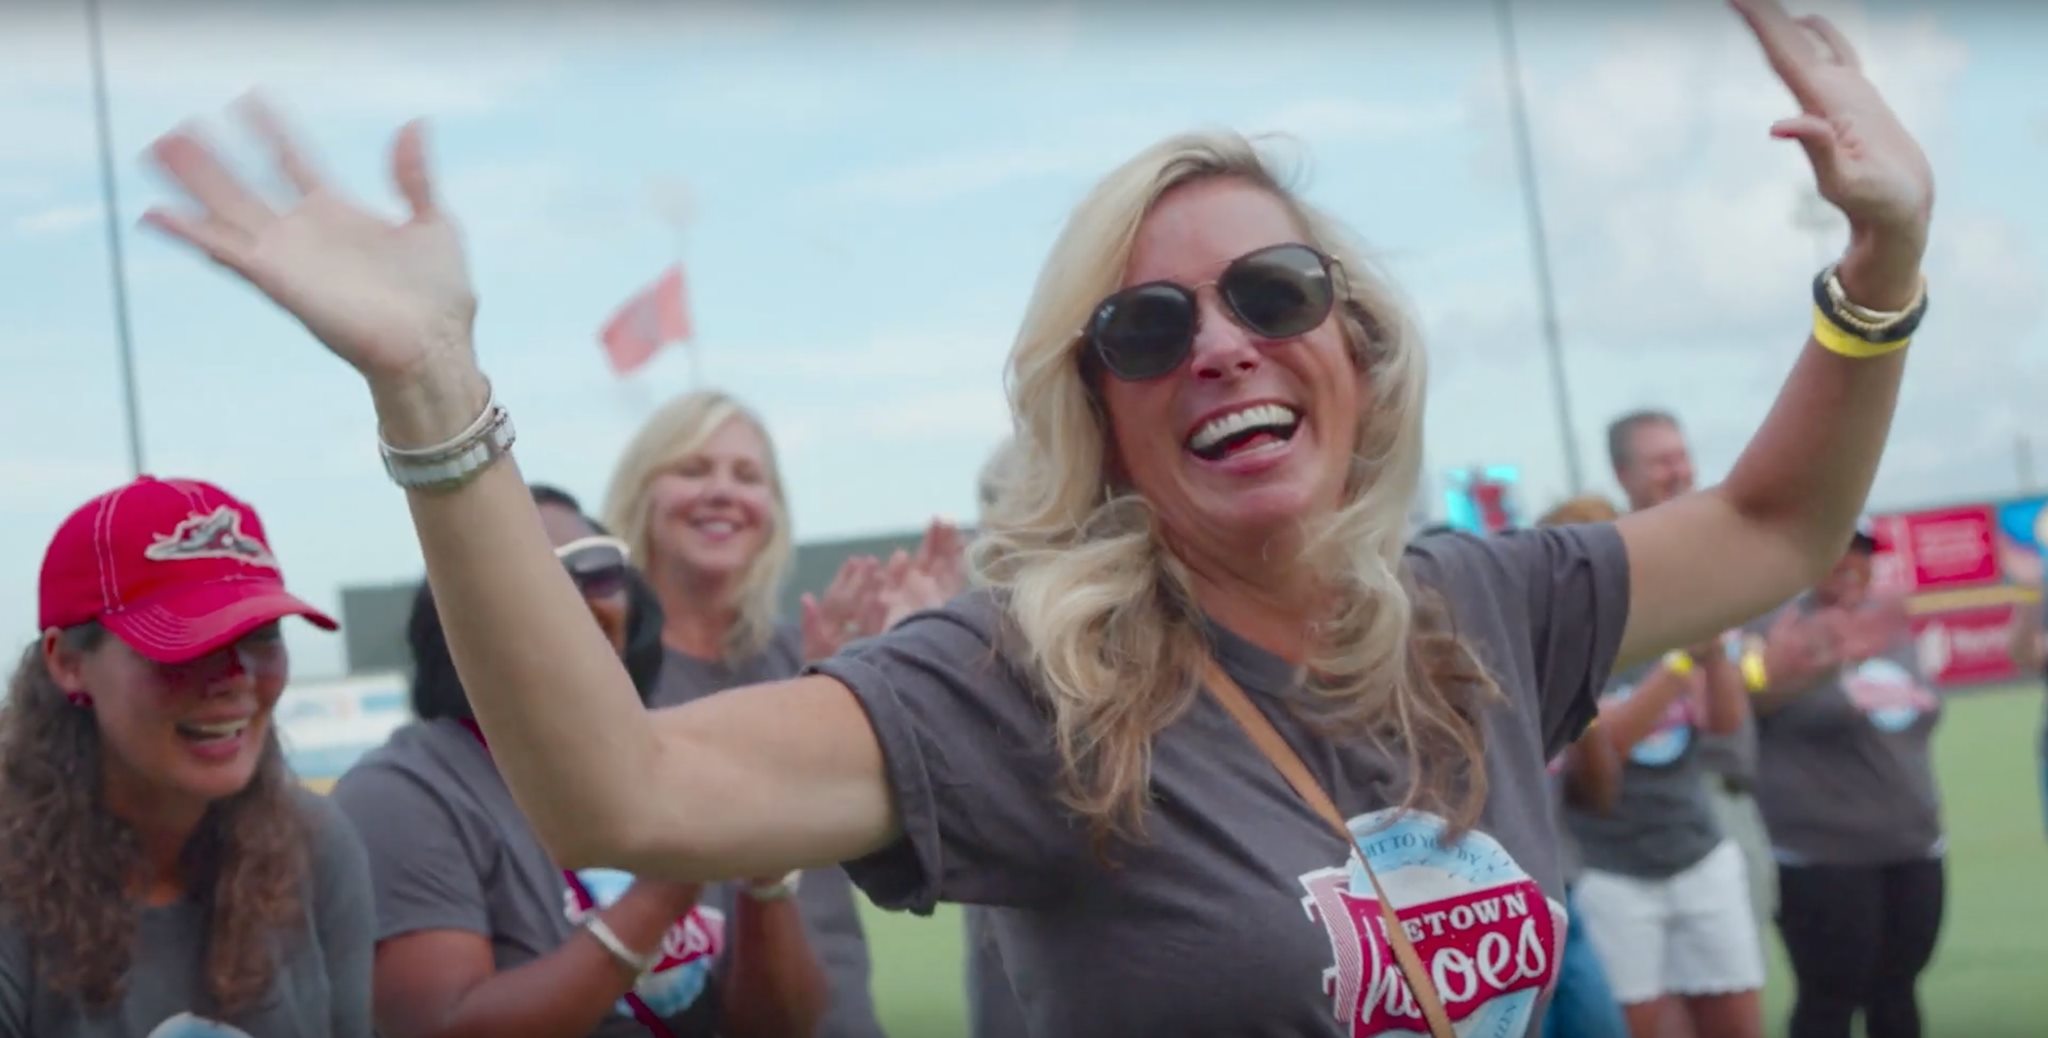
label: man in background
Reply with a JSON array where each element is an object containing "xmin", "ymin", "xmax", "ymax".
[{"xmin": 1608, "ymin": 410, "xmax": 1777, "ymax": 934}]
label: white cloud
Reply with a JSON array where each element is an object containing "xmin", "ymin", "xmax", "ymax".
[
  {"xmin": 850, "ymin": 383, "xmax": 1013, "ymax": 443},
  {"xmin": 808, "ymin": 92, "xmax": 1460, "ymax": 209},
  {"xmin": 1255, "ymin": 97, "xmax": 1469, "ymax": 143},
  {"xmin": 852, "ymin": 5, "xmax": 1085, "ymax": 58},
  {"xmin": 808, "ymin": 142, "xmax": 1101, "ymax": 207},
  {"xmin": 0, "ymin": 12, "xmax": 565, "ymax": 173},
  {"xmin": 10, "ymin": 203, "xmax": 101, "ymax": 237}
]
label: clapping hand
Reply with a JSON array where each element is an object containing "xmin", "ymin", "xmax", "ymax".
[
  {"xmin": 1760, "ymin": 606, "xmax": 1843, "ymax": 692},
  {"xmin": 910, "ymin": 518, "xmax": 969, "ymax": 601},
  {"xmin": 800, "ymin": 555, "xmax": 886, "ymax": 663}
]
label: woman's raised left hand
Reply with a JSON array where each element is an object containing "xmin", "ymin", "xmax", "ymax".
[{"xmin": 1732, "ymin": 0, "xmax": 1934, "ymax": 306}]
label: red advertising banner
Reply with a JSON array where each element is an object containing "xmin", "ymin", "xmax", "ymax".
[
  {"xmin": 1890, "ymin": 504, "xmax": 2001, "ymax": 591},
  {"xmin": 1871, "ymin": 495, "xmax": 2043, "ymax": 689},
  {"xmin": 1908, "ymin": 601, "xmax": 2023, "ymax": 687}
]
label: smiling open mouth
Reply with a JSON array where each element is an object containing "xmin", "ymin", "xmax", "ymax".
[
  {"xmin": 175, "ymin": 719, "xmax": 249, "ymax": 745},
  {"xmin": 1186, "ymin": 403, "xmax": 1303, "ymax": 462}
]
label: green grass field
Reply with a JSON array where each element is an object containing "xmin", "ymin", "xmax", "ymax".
[{"xmin": 851, "ymin": 684, "xmax": 2048, "ymax": 1036}]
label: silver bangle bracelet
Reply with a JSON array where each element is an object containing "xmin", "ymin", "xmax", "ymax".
[
  {"xmin": 376, "ymin": 379, "xmax": 517, "ymax": 492},
  {"xmin": 378, "ymin": 378, "xmax": 498, "ymax": 461},
  {"xmin": 582, "ymin": 914, "xmax": 660, "ymax": 976}
]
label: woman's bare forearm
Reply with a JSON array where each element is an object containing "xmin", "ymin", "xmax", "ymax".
[
  {"xmin": 371, "ymin": 359, "xmax": 672, "ymax": 866},
  {"xmin": 1695, "ymin": 649, "xmax": 1748, "ymax": 736},
  {"xmin": 719, "ymin": 895, "xmax": 830, "ymax": 1038},
  {"xmin": 1715, "ymin": 236, "xmax": 1921, "ymax": 568}
]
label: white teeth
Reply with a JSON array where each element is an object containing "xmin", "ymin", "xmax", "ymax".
[
  {"xmin": 1188, "ymin": 404, "xmax": 1301, "ymax": 453},
  {"xmin": 183, "ymin": 720, "xmax": 247, "ymax": 739},
  {"xmin": 695, "ymin": 519, "xmax": 737, "ymax": 536}
]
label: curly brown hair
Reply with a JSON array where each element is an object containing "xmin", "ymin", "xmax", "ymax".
[{"xmin": 0, "ymin": 625, "xmax": 309, "ymax": 1017}]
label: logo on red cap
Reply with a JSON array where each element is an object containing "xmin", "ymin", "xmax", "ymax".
[{"xmin": 143, "ymin": 505, "xmax": 278, "ymax": 570}]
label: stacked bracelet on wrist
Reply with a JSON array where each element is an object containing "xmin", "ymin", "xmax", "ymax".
[
  {"xmin": 378, "ymin": 380, "xmax": 517, "ymax": 492},
  {"xmin": 1810, "ymin": 263, "xmax": 1928, "ymax": 360}
]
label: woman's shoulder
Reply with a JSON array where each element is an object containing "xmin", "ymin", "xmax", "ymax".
[
  {"xmin": 809, "ymin": 587, "xmax": 1036, "ymax": 714},
  {"xmin": 291, "ymin": 782, "xmax": 365, "ymax": 861},
  {"xmin": 871, "ymin": 586, "xmax": 1014, "ymax": 663},
  {"xmin": 1400, "ymin": 523, "xmax": 1631, "ymax": 639},
  {"xmin": 1403, "ymin": 522, "xmax": 1626, "ymax": 592},
  {"xmin": 327, "ymin": 720, "xmax": 491, "ymax": 832}
]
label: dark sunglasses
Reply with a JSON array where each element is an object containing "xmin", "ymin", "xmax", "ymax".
[
  {"xmin": 1082, "ymin": 242, "xmax": 1342, "ymax": 382},
  {"xmin": 556, "ymin": 535, "xmax": 630, "ymax": 599}
]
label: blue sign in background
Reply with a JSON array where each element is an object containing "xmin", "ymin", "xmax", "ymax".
[{"xmin": 1996, "ymin": 496, "xmax": 2046, "ymax": 554}]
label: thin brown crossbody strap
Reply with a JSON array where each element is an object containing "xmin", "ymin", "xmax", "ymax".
[{"xmin": 1202, "ymin": 658, "xmax": 1456, "ymax": 1038}]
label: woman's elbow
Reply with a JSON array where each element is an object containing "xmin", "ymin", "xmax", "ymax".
[{"xmin": 529, "ymin": 802, "xmax": 674, "ymax": 873}]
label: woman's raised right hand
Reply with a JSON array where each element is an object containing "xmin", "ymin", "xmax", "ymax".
[{"xmin": 142, "ymin": 97, "xmax": 479, "ymax": 412}]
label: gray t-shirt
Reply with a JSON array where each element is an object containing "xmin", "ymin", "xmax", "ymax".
[
  {"xmin": 1748, "ymin": 599, "xmax": 1945, "ymax": 866},
  {"xmin": 332, "ymin": 718, "xmax": 734, "ymax": 1037},
  {"xmin": 0, "ymin": 785, "xmax": 374, "ymax": 1038},
  {"xmin": 1562, "ymin": 661, "xmax": 1724, "ymax": 878},
  {"xmin": 963, "ymin": 910, "xmax": 1026, "ymax": 1038},
  {"xmin": 811, "ymin": 525, "xmax": 1630, "ymax": 1037},
  {"xmin": 1692, "ymin": 713, "xmax": 1759, "ymax": 791},
  {"xmin": 1544, "ymin": 759, "xmax": 1585, "ymax": 884},
  {"xmin": 651, "ymin": 632, "xmax": 884, "ymax": 1038}
]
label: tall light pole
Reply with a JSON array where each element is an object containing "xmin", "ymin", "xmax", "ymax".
[
  {"xmin": 647, "ymin": 175, "xmax": 703, "ymax": 388},
  {"xmin": 1493, "ymin": 0, "xmax": 1585, "ymax": 494},
  {"xmin": 86, "ymin": 0, "xmax": 146, "ymax": 477}
]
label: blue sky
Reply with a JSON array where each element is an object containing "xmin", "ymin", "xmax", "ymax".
[{"xmin": 3, "ymin": 0, "xmax": 2043, "ymax": 681}]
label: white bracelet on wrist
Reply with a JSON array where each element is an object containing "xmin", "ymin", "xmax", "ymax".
[
  {"xmin": 582, "ymin": 915, "xmax": 660, "ymax": 976},
  {"xmin": 377, "ymin": 379, "xmax": 516, "ymax": 492},
  {"xmin": 744, "ymin": 869, "xmax": 804, "ymax": 902}
]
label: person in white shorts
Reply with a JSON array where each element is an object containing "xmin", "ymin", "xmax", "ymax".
[{"xmin": 1565, "ymin": 411, "xmax": 1767, "ymax": 1038}]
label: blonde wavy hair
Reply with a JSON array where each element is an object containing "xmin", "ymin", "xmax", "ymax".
[
  {"xmin": 601, "ymin": 390, "xmax": 793, "ymax": 662},
  {"xmin": 972, "ymin": 130, "xmax": 1499, "ymax": 850}
]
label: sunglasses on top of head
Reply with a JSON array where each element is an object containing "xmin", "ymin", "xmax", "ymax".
[
  {"xmin": 1080, "ymin": 242, "xmax": 1344, "ymax": 382},
  {"xmin": 556, "ymin": 535, "xmax": 631, "ymax": 599}
]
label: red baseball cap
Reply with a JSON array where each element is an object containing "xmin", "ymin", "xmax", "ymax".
[{"xmin": 37, "ymin": 476, "xmax": 338, "ymax": 663}]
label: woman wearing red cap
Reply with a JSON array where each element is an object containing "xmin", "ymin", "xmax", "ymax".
[{"xmin": 0, "ymin": 476, "xmax": 374, "ymax": 1037}]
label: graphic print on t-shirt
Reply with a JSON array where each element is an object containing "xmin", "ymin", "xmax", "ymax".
[
  {"xmin": 1298, "ymin": 809, "xmax": 1563, "ymax": 1038},
  {"xmin": 143, "ymin": 1014, "xmax": 253, "ymax": 1038},
  {"xmin": 1839, "ymin": 657, "xmax": 1938, "ymax": 733},
  {"xmin": 567, "ymin": 867, "xmax": 728, "ymax": 1018}
]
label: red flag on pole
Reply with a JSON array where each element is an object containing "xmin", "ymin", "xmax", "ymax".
[{"xmin": 598, "ymin": 265, "xmax": 691, "ymax": 376}]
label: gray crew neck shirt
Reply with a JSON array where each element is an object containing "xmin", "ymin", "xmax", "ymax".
[
  {"xmin": 333, "ymin": 718, "xmax": 734, "ymax": 1037},
  {"xmin": 1747, "ymin": 599, "xmax": 1945, "ymax": 866},
  {"xmin": 1563, "ymin": 660, "xmax": 1725, "ymax": 878},
  {"xmin": 0, "ymin": 785, "xmax": 374, "ymax": 1038},
  {"xmin": 809, "ymin": 524, "xmax": 1630, "ymax": 1037}
]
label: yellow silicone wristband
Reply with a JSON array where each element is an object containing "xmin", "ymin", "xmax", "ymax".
[
  {"xmin": 1741, "ymin": 651, "xmax": 1769, "ymax": 693},
  {"xmin": 1813, "ymin": 305, "xmax": 1910, "ymax": 360}
]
